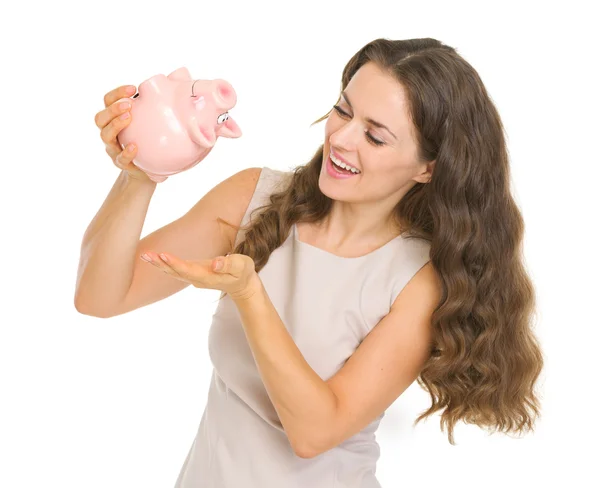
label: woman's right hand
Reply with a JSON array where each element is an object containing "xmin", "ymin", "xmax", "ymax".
[{"xmin": 94, "ymin": 85, "xmax": 152, "ymax": 182}]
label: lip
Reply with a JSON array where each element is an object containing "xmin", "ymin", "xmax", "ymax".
[
  {"xmin": 326, "ymin": 155, "xmax": 359, "ymax": 179},
  {"xmin": 330, "ymin": 149, "xmax": 360, "ymax": 172}
]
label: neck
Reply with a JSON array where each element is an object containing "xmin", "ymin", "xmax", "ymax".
[{"xmin": 314, "ymin": 210, "xmax": 401, "ymax": 247}]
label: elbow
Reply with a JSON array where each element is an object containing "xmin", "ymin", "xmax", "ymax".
[
  {"xmin": 73, "ymin": 296, "xmax": 113, "ymax": 319},
  {"xmin": 291, "ymin": 433, "xmax": 332, "ymax": 459},
  {"xmin": 74, "ymin": 296, "xmax": 89, "ymax": 315},
  {"xmin": 288, "ymin": 431, "xmax": 317, "ymax": 459},
  {"xmin": 290, "ymin": 404, "xmax": 339, "ymax": 459},
  {"xmin": 292, "ymin": 441, "xmax": 318, "ymax": 459}
]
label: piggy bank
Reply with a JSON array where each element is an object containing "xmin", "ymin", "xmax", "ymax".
[{"xmin": 116, "ymin": 67, "xmax": 242, "ymax": 182}]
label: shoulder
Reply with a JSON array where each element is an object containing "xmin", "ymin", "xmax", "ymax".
[
  {"xmin": 234, "ymin": 166, "xmax": 263, "ymax": 188},
  {"xmin": 208, "ymin": 167, "xmax": 263, "ymax": 201},
  {"xmin": 251, "ymin": 166, "xmax": 294, "ymax": 195},
  {"xmin": 226, "ymin": 167, "xmax": 290, "ymax": 239},
  {"xmin": 261, "ymin": 166, "xmax": 293, "ymax": 182}
]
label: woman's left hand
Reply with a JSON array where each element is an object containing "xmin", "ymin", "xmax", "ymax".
[{"xmin": 140, "ymin": 251, "xmax": 261, "ymax": 301}]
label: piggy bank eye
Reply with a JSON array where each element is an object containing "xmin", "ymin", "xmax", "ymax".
[{"xmin": 217, "ymin": 112, "xmax": 229, "ymax": 124}]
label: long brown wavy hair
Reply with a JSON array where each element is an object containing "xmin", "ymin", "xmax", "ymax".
[{"xmin": 218, "ymin": 37, "xmax": 544, "ymax": 446}]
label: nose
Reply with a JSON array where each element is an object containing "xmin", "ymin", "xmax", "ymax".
[
  {"xmin": 329, "ymin": 119, "xmax": 361, "ymax": 152},
  {"xmin": 212, "ymin": 80, "xmax": 237, "ymax": 111}
]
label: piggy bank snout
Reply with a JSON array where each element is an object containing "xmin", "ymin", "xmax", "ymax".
[{"xmin": 213, "ymin": 79, "xmax": 237, "ymax": 109}]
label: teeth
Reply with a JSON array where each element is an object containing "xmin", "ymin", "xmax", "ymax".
[{"xmin": 330, "ymin": 153, "xmax": 360, "ymax": 174}]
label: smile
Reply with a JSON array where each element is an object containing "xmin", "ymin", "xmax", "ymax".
[{"xmin": 330, "ymin": 151, "xmax": 361, "ymax": 174}]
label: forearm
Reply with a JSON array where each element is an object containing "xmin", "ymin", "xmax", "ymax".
[
  {"xmin": 233, "ymin": 278, "xmax": 338, "ymax": 456},
  {"xmin": 74, "ymin": 170, "xmax": 157, "ymax": 314}
]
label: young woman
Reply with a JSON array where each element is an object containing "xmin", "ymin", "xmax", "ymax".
[{"xmin": 76, "ymin": 37, "xmax": 544, "ymax": 488}]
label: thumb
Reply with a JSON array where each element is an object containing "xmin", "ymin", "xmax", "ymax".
[{"xmin": 213, "ymin": 253, "xmax": 231, "ymax": 272}]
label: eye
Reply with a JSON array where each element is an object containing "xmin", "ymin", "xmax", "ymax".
[
  {"xmin": 217, "ymin": 112, "xmax": 229, "ymax": 124},
  {"xmin": 332, "ymin": 105, "xmax": 385, "ymax": 146}
]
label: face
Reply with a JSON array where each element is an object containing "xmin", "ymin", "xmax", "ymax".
[{"xmin": 321, "ymin": 62, "xmax": 433, "ymax": 204}]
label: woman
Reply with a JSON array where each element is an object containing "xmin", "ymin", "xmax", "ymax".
[{"xmin": 76, "ymin": 37, "xmax": 544, "ymax": 488}]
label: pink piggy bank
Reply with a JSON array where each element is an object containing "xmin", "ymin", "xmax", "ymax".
[{"xmin": 116, "ymin": 67, "xmax": 242, "ymax": 183}]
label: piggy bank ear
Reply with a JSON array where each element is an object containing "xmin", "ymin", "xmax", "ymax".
[
  {"xmin": 167, "ymin": 67, "xmax": 192, "ymax": 81},
  {"xmin": 217, "ymin": 116, "xmax": 242, "ymax": 139}
]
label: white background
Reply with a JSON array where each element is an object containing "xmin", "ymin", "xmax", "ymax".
[{"xmin": 1, "ymin": 0, "xmax": 598, "ymax": 487}]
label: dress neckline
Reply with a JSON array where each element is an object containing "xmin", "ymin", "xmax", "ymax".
[{"xmin": 292, "ymin": 223, "xmax": 403, "ymax": 260}]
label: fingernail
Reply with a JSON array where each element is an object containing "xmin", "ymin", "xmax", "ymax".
[
  {"xmin": 127, "ymin": 86, "xmax": 136, "ymax": 95},
  {"xmin": 214, "ymin": 259, "xmax": 223, "ymax": 271},
  {"xmin": 127, "ymin": 144, "xmax": 135, "ymax": 152},
  {"xmin": 141, "ymin": 253, "xmax": 151, "ymax": 262}
]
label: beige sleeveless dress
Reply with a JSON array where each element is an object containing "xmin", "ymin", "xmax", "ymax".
[{"xmin": 173, "ymin": 166, "xmax": 432, "ymax": 488}]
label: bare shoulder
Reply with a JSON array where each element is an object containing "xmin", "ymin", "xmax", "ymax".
[
  {"xmin": 211, "ymin": 166, "xmax": 262, "ymax": 198},
  {"xmin": 226, "ymin": 166, "xmax": 263, "ymax": 191}
]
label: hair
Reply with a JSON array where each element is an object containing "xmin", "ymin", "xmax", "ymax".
[{"xmin": 217, "ymin": 37, "xmax": 544, "ymax": 446}]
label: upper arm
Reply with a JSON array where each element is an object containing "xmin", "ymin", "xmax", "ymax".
[
  {"xmin": 315, "ymin": 261, "xmax": 441, "ymax": 455},
  {"xmin": 111, "ymin": 166, "xmax": 263, "ymax": 317}
]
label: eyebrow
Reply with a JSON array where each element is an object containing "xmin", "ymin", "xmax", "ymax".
[{"xmin": 341, "ymin": 92, "xmax": 398, "ymax": 140}]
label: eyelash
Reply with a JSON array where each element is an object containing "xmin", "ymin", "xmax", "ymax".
[{"xmin": 332, "ymin": 105, "xmax": 385, "ymax": 146}]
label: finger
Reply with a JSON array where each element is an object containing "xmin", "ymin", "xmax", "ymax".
[
  {"xmin": 142, "ymin": 252, "xmax": 183, "ymax": 275},
  {"xmin": 100, "ymin": 108, "xmax": 132, "ymax": 149},
  {"xmin": 150, "ymin": 261, "xmax": 189, "ymax": 284},
  {"xmin": 162, "ymin": 253, "xmax": 227, "ymax": 287},
  {"xmin": 103, "ymin": 85, "xmax": 137, "ymax": 109},
  {"xmin": 157, "ymin": 251, "xmax": 189, "ymax": 270},
  {"xmin": 95, "ymin": 97, "xmax": 133, "ymax": 130},
  {"xmin": 213, "ymin": 254, "xmax": 247, "ymax": 275},
  {"xmin": 114, "ymin": 143, "xmax": 137, "ymax": 169}
]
